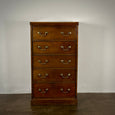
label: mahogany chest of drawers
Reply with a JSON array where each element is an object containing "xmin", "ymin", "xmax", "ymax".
[{"xmin": 30, "ymin": 22, "xmax": 79, "ymax": 105}]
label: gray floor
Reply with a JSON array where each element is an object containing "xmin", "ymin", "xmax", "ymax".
[{"xmin": 0, "ymin": 93, "xmax": 115, "ymax": 115}]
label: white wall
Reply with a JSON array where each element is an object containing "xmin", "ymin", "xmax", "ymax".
[{"xmin": 0, "ymin": 0, "xmax": 115, "ymax": 94}]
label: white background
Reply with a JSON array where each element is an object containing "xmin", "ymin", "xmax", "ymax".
[{"xmin": 0, "ymin": 0, "xmax": 115, "ymax": 94}]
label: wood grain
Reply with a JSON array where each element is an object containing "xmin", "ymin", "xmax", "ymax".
[
  {"xmin": 33, "ymin": 41, "xmax": 76, "ymax": 54},
  {"xmin": 32, "ymin": 25, "xmax": 77, "ymax": 40},
  {"xmin": 30, "ymin": 22, "xmax": 79, "ymax": 105},
  {"xmin": 33, "ymin": 68, "xmax": 76, "ymax": 82},
  {"xmin": 30, "ymin": 22, "xmax": 79, "ymax": 26},
  {"xmin": 33, "ymin": 55, "xmax": 76, "ymax": 68},
  {"xmin": 33, "ymin": 83, "xmax": 75, "ymax": 98}
]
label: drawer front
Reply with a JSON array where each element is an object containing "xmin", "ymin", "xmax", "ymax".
[
  {"xmin": 33, "ymin": 69, "xmax": 76, "ymax": 82},
  {"xmin": 33, "ymin": 55, "xmax": 75, "ymax": 68},
  {"xmin": 33, "ymin": 83, "xmax": 75, "ymax": 98},
  {"xmin": 33, "ymin": 42, "xmax": 76, "ymax": 54},
  {"xmin": 32, "ymin": 26, "xmax": 77, "ymax": 40}
]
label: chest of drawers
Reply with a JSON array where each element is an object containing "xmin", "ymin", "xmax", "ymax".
[{"xmin": 30, "ymin": 22, "xmax": 79, "ymax": 105}]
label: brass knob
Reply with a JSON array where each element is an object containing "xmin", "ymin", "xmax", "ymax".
[
  {"xmin": 38, "ymin": 60, "xmax": 41, "ymax": 63},
  {"xmin": 60, "ymin": 60, "xmax": 64, "ymax": 63},
  {"xmin": 45, "ymin": 46, "xmax": 48, "ymax": 49},
  {"xmin": 38, "ymin": 46, "xmax": 41, "ymax": 49},
  {"xmin": 68, "ymin": 32, "xmax": 72, "ymax": 34},
  {"xmin": 45, "ymin": 32, "xmax": 48, "ymax": 35},
  {"xmin": 68, "ymin": 73, "xmax": 71, "ymax": 76},
  {"xmin": 60, "ymin": 88, "xmax": 63, "ymax": 91},
  {"xmin": 68, "ymin": 60, "xmax": 71, "ymax": 63},
  {"xmin": 45, "ymin": 73, "xmax": 48, "ymax": 76},
  {"xmin": 38, "ymin": 73, "xmax": 41, "ymax": 76},
  {"xmin": 60, "ymin": 73, "xmax": 63, "ymax": 76},
  {"xmin": 68, "ymin": 46, "xmax": 71, "ymax": 49},
  {"xmin": 38, "ymin": 88, "xmax": 41, "ymax": 92},
  {"xmin": 60, "ymin": 46, "xmax": 64, "ymax": 49},
  {"xmin": 45, "ymin": 60, "xmax": 48, "ymax": 63},
  {"xmin": 67, "ymin": 88, "xmax": 71, "ymax": 91},
  {"xmin": 45, "ymin": 88, "xmax": 48, "ymax": 91}
]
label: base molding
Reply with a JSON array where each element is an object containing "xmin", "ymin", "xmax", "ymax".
[{"xmin": 31, "ymin": 98, "xmax": 77, "ymax": 105}]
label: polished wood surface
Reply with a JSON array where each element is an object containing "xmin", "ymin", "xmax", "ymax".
[
  {"xmin": 30, "ymin": 22, "xmax": 79, "ymax": 26},
  {"xmin": 33, "ymin": 68, "xmax": 76, "ymax": 82},
  {"xmin": 0, "ymin": 94, "xmax": 115, "ymax": 115},
  {"xmin": 33, "ymin": 41, "xmax": 76, "ymax": 54},
  {"xmin": 33, "ymin": 83, "xmax": 75, "ymax": 98},
  {"xmin": 31, "ymin": 22, "xmax": 78, "ymax": 105},
  {"xmin": 33, "ymin": 25, "xmax": 77, "ymax": 40},
  {"xmin": 33, "ymin": 55, "xmax": 76, "ymax": 68},
  {"xmin": 31, "ymin": 98, "xmax": 77, "ymax": 105}
]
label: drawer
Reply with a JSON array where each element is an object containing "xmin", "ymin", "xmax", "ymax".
[
  {"xmin": 33, "ymin": 69, "xmax": 76, "ymax": 82},
  {"xmin": 32, "ymin": 26, "xmax": 77, "ymax": 40},
  {"xmin": 33, "ymin": 83, "xmax": 75, "ymax": 98},
  {"xmin": 33, "ymin": 42, "xmax": 76, "ymax": 54},
  {"xmin": 33, "ymin": 55, "xmax": 76, "ymax": 68}
]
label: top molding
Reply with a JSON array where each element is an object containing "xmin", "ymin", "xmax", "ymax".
[{"xmin": 30, "ymin": 22, "xmax": 79, "ymax": 26}]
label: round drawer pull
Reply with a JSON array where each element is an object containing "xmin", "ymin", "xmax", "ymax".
[
  {"xmin": 68, "ymin": 46, "xmax": 71, "ymax": 49},
  {"xmin": 45, "ymin": 88, "xmax": 49, "ymax": 91},
  {"xmin": 38, "ymin": 73, "xmax": 41, "ymax": 76},
  {"xmin": 45, "ymin": 60, "xmax": 48, "ymax": 63},
  {"xmin": 60, "ymin": 46, "xmax": 64, "ymax": 49},
  {"xmin": 60, "ymin": 88, "xmax": 64, "ymax": 91},
  {"xmin": 45, "ymin": 73, "xmax": 48, "ymax": 76},
  {"xmin": 60, "ymin": 60, "xmax": 64, "ymax": 63},
  {"xmin": 38, "ymin": 46, "xmax": 41, "ymax": 49},
  {"xmin": 68, "ymin": 60, "xmax": 71, "ymax": 63},
  {"xmin": 67, "ymin": 88, "xmax": 71, "ymax": 91},
  {"xmin": 38, "ymin": 60, "xmax": 41, "ymax": 63},
  {"xmin": 60, "ymin": 73, "xmax": 64, "ymax": 76},
  {"xmin": 38, "ymin": 88, "xmax": 42, "ymax": 92},
  {"xmin": 45, "ymin": 46, "xmax": 48, "ymax": 49},
  {"xmin": 68, "ymin": 73, "xmax": 71, "ymax": 76}
]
